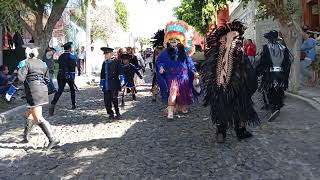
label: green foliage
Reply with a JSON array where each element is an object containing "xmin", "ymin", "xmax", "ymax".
[
  {"xmin": 174, "ymin": 0, "xmax": 229, "ymax": 35},
  {"xmin": 0, "ymin": 0, "xmax": 24, "ymax": 32},
  {"xmin": 114, "ymin": 0, "xmax": 128, "ymax": 31}
]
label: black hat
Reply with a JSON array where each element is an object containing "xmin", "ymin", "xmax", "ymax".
[
  {"xmin": 61, "ymin": 42, "xmax": 72, "ymax": 49},
  {"xmin": 101, "ymin": 47, "xmax": 114, "ymax": 53},
  {"xmin": 46, "ymin": 47, "xmax": 56, "ymax": 52},
  {"xmin": 121, "ymin": 53, "xmax": 131, "ymax": 60},
  {"xmin": 264, "ymin": 30, "xmax": 278, "ymax": 40}
]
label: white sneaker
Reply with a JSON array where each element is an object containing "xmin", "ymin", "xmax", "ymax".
[{"xmin": 5, "ymin": 93, "xmax": 12, "ymax": 102}]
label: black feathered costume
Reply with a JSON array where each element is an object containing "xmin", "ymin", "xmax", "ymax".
[
  {"xmin": 202, "ymin": 21, "xmax": 259, "ymax": 141},
  {"xmin": 255, "ymin": 30, "xmax": 292, "ymax": 121}
]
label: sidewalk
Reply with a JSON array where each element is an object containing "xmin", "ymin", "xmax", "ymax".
[{"xmin": 286, "ymin": 85, "xmax": 320, "ymax": 111}]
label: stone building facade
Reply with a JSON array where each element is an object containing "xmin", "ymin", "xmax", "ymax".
[{"xmin": 230, "ymin": 0, "xmax": 280, "ymax": 50}]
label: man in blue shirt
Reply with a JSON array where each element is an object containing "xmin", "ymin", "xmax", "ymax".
[{"xmin": 300, "ymin": 31, "xmax": 317, "ymax": 85}]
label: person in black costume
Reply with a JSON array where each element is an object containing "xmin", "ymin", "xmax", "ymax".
[
  {"xmin": 18, "ymin": 45, "xmax": 59, "ymax": 149},
  {"xmin": 202, "ymin": 20, "xmax": 259, "ymax": 143},
  {"xmin": 256, "ymin": 30, "xmax": 292, "ymax": 122},
  {"xmin": 100, "ymin": 47, "xmax": 122, "ymax": 120},
  {"xmin": 49, "ymin": 42, "xmax": 77, "ymax": 116}
]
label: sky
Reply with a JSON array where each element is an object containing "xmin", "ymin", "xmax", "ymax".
[{"xmin": 125, "ymin": 0, "xmax": 181, "ymax": 38}]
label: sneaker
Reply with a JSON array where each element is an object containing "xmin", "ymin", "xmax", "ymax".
[
  {"xmin": 47, "ymin": 139, "xmax": 60, "ymax": 149},
  {"xmin": 268, "ymin": 109, "xmax": 280, "ymax": 122}
]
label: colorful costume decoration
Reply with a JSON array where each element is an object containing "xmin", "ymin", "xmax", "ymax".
[
  {"xmin": 164, "ymin": 20, "xmax": 195, "ymax": 56},
  {"xmin": 256, "ymin": 30, "xmax": 292, "ymax": 121},
  {"xmin": 202, "ymin": 20, "xmax": 259, "ymax": 143},
  {"xmin": 156, "ymin": 20, "xmax": 198, "ymax": 119}
]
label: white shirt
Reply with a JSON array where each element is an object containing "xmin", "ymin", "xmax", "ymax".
[{"xmin": 78, "ymin": 51, "xmax": 86, "ymax": 59}]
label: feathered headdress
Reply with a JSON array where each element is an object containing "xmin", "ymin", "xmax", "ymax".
[
  {"xmin": 151, "ymin": 29, "xmax": 165, "ymax": 48},
  {"xmin": 164, "ymin": 20, "xmax": 195, "ymax": 55}
]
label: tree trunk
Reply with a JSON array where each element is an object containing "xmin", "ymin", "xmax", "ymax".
[
  {"xmin": 0, "ymin": 25, "xmax": 3, "ymax": 66},
  {"xmin": 85, "ymin": 0, "xmax": 92, "ymax": 75},
  {"xmin": 278, "ymin": 21, "xmax": 302, "ymax": 92},
  {"xmin": 17, "ymin": 0, "xmax": 69, "ymax": 58}
]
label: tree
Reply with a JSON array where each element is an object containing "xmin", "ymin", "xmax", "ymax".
[
  {"xmin": 174, "ymin": 0, "xmax": 229, "ymax": 35},
  {"xmin": 174, "ymin": 0, "xmax": 303, "ymax": 92},
  {"xmin": 0, "ymin": 0, "xmax": 69, "ymax": 57}
]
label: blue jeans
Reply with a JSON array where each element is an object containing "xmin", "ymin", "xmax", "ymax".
[
  {"xmin": 0, "ymin": 85, "xmax": 10, "ymax": 94},
  {"xmin": 300, "ymin": 59, "xmax": 313, "ymax": 82},
  {"xmin": 47, "ymin": 73, "xmax": 56, "ymax": 93}
]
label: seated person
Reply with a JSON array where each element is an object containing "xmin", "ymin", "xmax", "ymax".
[{"xmin": 0, "ymin": 65, "xmax": 18, "ymax": 101}]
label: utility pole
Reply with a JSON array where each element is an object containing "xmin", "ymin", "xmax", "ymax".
[
  {"xmin": 85, "ymin": 0, "xmax": 92, "ymax": 76},
  {"xmin": 0, "ymin": 25, "xmax": 3, "ymax": 66}
]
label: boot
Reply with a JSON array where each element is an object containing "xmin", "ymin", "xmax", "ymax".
[
  {"xmin": 22, "ymin": 119, "xmax": 34, "ymax": 143},
  {"xmin": 268, "ymin": 105, "xmax": 280, "ymax": 122},
  {"xmin": 235, "ymin": 126, "xmax": 252, "ymax": 140},
  {"xmin": 38, "ymin": 121, "xmax": 60, "ymax": 149},
  {"xmin": 115, "ymin": 112, "xmax": 121, "ymax": 120},
  {"xmin": 132, "ymin": 94, "xmax": 136, "ymax": 101},
  {"xmin": 49, "ymin": 104, "xmax": 55, "ymax": 116},
  {"xmin": 167, "ymin": 106, "xmax": 174, "ymax": 119},
  {"xmin": 72, "ymin": 104, "xmax": 77, "ymax": 109},
  {"xmin": 216, "ymin": 124, "xmax": 226, "ymax": 143}
]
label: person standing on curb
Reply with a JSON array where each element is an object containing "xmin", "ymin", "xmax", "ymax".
[
  {"xmin": 42, "ymin": 47, "xmax": 57, "ymax": 95},
  {"xmin": 100, "ymin": 47, "xmax": 122, "ymax": 120},
  {"xmin": 18, "ymin": 45, "xmax": 60, "ymax": 149},
  {"xmin": 49, "ymin": 42, "xmax": 77, "ymax": 116}
]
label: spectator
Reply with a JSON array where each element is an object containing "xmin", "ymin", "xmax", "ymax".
[
  {"xmin": 0, "ymin": 65, "xmax": 18, "ymax": 101},
  {"xmin": 300, "ymin": 31, "xmax": 317, "ymax": 86},
  {"xmin": 43, "ymin": 47, "xmax": 57, "ymax": 94},
  {"xmin": 244, "ymin": 39, "xmax": 256, "ymax": 64},
  {"xmin": 77, "ymin": 46, "xmax": 86, "ymax": 75}
]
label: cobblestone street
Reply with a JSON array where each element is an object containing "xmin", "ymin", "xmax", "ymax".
[{"xmin": 0, "ymin": 72, "xmax": 320, "ymax": 179}]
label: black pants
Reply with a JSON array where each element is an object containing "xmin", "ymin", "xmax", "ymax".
[
  {"xmin": 104, "ymin": 90, "xmax": 119, "ymax": 116},
  {"xmin": 51, "ymin": 78, "xmax": 76, "ymax": 106},
  {"xmin": 267, "ymin": 88, "xmax": 284, "ymax": 111}
]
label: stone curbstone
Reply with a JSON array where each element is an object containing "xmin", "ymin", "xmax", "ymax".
[
  {"xmin": 0, "ymin": 105, "xmax": 26, "ymax": 125},
  {"xmin": 285, "ymin": 91, "xmax": 320, "ymax": 111}
]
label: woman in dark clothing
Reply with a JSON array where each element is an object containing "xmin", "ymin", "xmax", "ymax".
[{"xmin": 18, "ymin": 46, "xmax": 59, "ymax": 149}]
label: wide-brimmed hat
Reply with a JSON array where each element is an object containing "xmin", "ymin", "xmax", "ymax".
[
  {"xmin": 101, "ymin": 47, "xmax": 114, "ymax": 54},
  {"xmin": 264, "ymin": 30, "xmax": 278, "ymax": 40}
]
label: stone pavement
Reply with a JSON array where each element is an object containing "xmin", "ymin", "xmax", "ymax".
[{"xmin": 0, "ymin": 71, "xmax": 320, "ymax": 179}]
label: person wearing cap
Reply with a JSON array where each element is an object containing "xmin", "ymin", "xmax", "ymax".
[
  {"xmin": 256, "ymin": 30, "xmax": 292, "ymax": 122},
  {"xmin": 121, "ymin": 53, "xmax": 143, "ymax": 103},
  {"xmin": 43, "ymin": 47, "xmax": 57, "ymax": 94},
  {"xmin": 17, "ymin": 45, "xmax": 60, "ymax": 149},
  {"xmin": 100, "ymin": 47, "xmax": 122, "ymax": 120},
  {"xmin": 300, "ymin": 29, "xmax": 317, "ymax": 86},
  {"xmin": 49, "ymin": 42, "xmax": 77, "ymax": 116}
]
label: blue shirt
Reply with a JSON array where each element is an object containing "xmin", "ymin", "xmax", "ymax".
[{"xmin": 301, "ymin": 38, "xmax": 317, "ymax": 61}]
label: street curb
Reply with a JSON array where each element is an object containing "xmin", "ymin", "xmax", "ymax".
[
  {"xmin": 0, "ymin": 105, "xmax": 26, "ymax": 125},
  {"xmin": 285, "ymin": 92, "xmax": 320, "ymax": 111}
]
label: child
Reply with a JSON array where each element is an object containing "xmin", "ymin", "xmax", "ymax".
[
  {"xmin": 0, "ymin": 65, "xmax": 18, "ymax": 101},
  {"xmin": 121, "ymin": 53, "xmax": 143, "ymax": 102},
  {"xmin": 100, "ymin": 47, "xmax": 122, "ymax": 120}
]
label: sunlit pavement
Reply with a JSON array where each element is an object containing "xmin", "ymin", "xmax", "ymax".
[{"xmin": 0, "ymin": 70, "xmax": 320, "ymax": 179}]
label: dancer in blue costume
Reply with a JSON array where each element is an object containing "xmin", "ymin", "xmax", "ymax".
[{"xmin": 156, "ymin": 20, "xmax": 199, "ymax": 119}]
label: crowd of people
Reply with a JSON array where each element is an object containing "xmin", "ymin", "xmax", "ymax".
[{"xmin": 2, "ymin": 19, "xmax": 319, "ymax": 149}]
